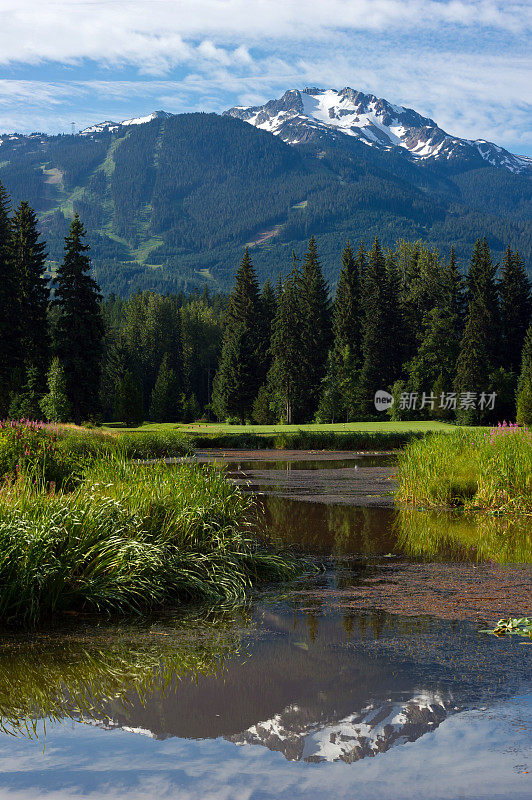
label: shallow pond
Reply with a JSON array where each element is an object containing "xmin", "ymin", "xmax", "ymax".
[{"xmin": 0, "ymin": 453, "xmax": 530, "ymax": 800}]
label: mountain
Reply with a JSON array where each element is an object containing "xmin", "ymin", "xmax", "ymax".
[
  {"xmin": 0, "ymin": 90, "xmax": 530, "ymax": 296},
  {"xmin": 79, "ymin": 110, "xmax": 173, "ymax": 135},
  {"xmin": 226, "ymin": 87, "xmax": 532, "ymax": 175}
]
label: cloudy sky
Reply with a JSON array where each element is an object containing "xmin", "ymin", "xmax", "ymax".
[{"xmin": 0, "ymin": 0, "xmax": 531, "ymax": 154}]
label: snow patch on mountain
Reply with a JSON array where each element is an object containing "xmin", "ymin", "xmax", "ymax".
[
  {"xmin": 80, "ymin": 110, "xmax": 173, "ymax": 135},
  {"xmin": 225, "ymin": 88, "xmax": 530, "ymax": 175}
]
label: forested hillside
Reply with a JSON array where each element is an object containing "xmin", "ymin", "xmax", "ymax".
[{"xmin": 0, "ymin": 112, "xmax": 530, "ymax": 295}]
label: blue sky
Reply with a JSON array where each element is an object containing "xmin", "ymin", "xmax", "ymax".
[{"xmin": 1, "ymin": 1, "xmax": 531, "ymax": 154}]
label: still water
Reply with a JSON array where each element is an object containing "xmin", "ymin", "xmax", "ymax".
[{"xmin": 0, "ymin": 455, "xmax": 530, "ymax": 800}]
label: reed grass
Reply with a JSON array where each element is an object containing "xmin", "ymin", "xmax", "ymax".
[
  {"xmin": 0, "ymin": 459, "xmax": 301, "ymax": 627},
  {"xmin": 396, "ymin": 426, "xmax": 532, "ymax": 512}
]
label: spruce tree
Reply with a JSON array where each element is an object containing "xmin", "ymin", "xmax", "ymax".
[
  {"xmin": 149, "ymin": 354, "xmax": 181, "ymax": 422},
  {"xmin": 269, "ymin": 254, "xmax": 307, "ymax": 423},
  {"xmin": 212, "ymin": 249, "xmax": 262, "ymax": 421},
  {"xmin": 466, "ymin": 238, "xmax": 500, "ymax": 369},
  {"xmin": 499, "ymin": 246, "xmax": 531, "ymax": 374},
  {"xmin": 115, "ymin": 370, "xmax": 143, "ymax": 427},
  {"xmin": 455, "ymin": 298, "xmax": 492, "ymax": 424},
  {"xmin": 40, "ymin": 357, "xmax": 71, "ymax": 422},
  {"xmin": 299, "ymin": 236, "xmax": 332, "ymax": 419},
  {"xmin": 0, "ymin": 182, "xmax": 18, "ymax": 412},
  {"xmin": 319, "ymin": 241, "xmax": 364, "ymax": 422},
  {"xmin": 11, "ymin": 201, "xmax": 49, "ymax": 388},
  {"xmin": 53, "ymin": 214, "xmax": 103, "ymax": 423},
  {"xmin": 358, "ymin": 238, "xmax": 400, "ymax": 414},
  {"xmin": 516, "ymin": 324, "xmax": 532, "ymax": 425}
]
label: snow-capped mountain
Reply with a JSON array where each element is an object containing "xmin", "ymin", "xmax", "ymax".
[
  {"xmin": 225, "ymin": 87, "xmax": 531, "ymax": 174},
  {"xmin": 88, "ymin": 690, "xmax": 460, "ymax": 764},
  {"xmin": 228, "ymin": 691, "xmax": 458, "ymax": 763},
  {"xmin": 80, "ymin": 110, "xmax": 173, "ymax": 135}
]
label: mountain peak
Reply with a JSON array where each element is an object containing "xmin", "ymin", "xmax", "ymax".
[
  {"xmin": 80, "ymin": 110, "xmax": 173, "ymax": 135},
  {"xmin": 225, "ymin": 88, "xmax": 529, "ymax": 174}
]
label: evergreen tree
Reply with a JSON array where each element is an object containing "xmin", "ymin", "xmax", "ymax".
[
  {"xmin": 53, "ymin": 214, "xmax": 104, "ymax": 423},
  {"xmin": 516, "ymin": 324, "xmax": 532, "ymax": 425},
  {"xmin": 299, "ymin": 236, "xmax": 331, "ymax": 419},
  {"xmin": 11, "ymin": 201, "xmax": 49, "ymax": 387},
  {"xmin": 358, "ymin": 238, "xmax": 401, "ymax": 414},
  {"xmin": 40, "ymin": 357, "xmax": 71, "ymax": 422},
  {"xmin": 269, "ymin": 254, "xmax": 307, "ymax": 423},
  {"xmin": 333, "ymin": 241, "xmax": 362, "ymax": 356},
  {"xmin": 114, "ymin": 370, "xmax": 143, "ymax": 427},
  {"xmin": 0, "ymin": 182, "xmax": 18, "ymax": 412},
  {"xmin": 455, "ymin": 298, "xmax": 492, "ymax": 424},
  {"xmin": 466, "ymin": 238, "xmax": 500, "ymax": 369},
  {"xmin": 212, "ymin": 249, "xmax": 263, "ymax": 421},
  {"xmin": 9, "ymin": 365, "xmax": 42, "ymax": 420},
  {"xmin": 318, "ymin": 241, "xmax": 364, "ymax": 422},
  {"xmin": 499, "ymin": 246, "xmax": 531, "ymax": 374},
  {"xmin": 149, "ymin": 354, "xmax": 181, "ymax": 422}
]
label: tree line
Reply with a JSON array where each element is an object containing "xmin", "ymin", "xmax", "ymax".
[
  {"xmin": 1, "ymin": 177, "xmax": 531, "ymax": 428},
  {"xmin": 213, "ymin": 236, "xmax": 532, "ymax": 426}
]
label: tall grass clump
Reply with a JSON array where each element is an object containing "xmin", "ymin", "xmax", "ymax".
[
  {"xmin": 397, "ymin": 424, "xmax": 532, "ymax": 512},
  {"xmin": 0, "ymin": 420, "xmax": 191, "ymax": 489},
  {"xmin": 0, "ymin": 459, "xmax": 301, "ymax": 627}
]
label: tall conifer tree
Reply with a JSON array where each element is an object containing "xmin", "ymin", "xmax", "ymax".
[
  {"xmin": 0, "ymin": 184, "xmax": 18, "ymax": 413},
  {"xmin": 358, "ymin": 238, "xmax": 400, "ymax": 413},
  {"xmin": 299, "ymin": 236, "xmax": 331, "ymax": 419},
  {"xmin": 11, "ymin": 201, "xmax": 49, "ymax": 388},
  {"xmin": 212, "ymin": 248, "xmax": 262, "ymax": 421},
  {"xmin": 269, "ymin": 253, "xmax": 307, "ymax": 423},
  {"xmin": 53, "ymin": 214, "xmax": 103, "ymax": 423},
  {"xmin": 499, "ymin": 246, "xmax": 531, "ymax": 373},
  {"xmin": 466, "ymin": 238, "xmax": 500, "ymax": 369}
]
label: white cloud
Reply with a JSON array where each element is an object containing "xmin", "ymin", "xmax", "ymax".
[{"xmin": 0, "ymin": 1, "xmax": 530, "ymax": 70}]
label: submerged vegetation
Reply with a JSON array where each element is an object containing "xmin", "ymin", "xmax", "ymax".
[{"xmin": 396, "ymin": 426, "xmax": 532, "ymax": 512}]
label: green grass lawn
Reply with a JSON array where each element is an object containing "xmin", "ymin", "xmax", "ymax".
[{"xmin": 103, "ymin": 420, "xmax": 456, "ymax": 435}]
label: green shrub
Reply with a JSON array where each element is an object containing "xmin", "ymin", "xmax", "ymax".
[{"xmin": 0, "ymin": 460, "xmax": 302, "ymax": 627}]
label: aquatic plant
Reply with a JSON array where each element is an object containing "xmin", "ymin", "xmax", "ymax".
[
  {"xmin": 396, "ymin": 428, "xmax": 532, "ymax": 512},
  {"xmin": 481, "ymin": 618, "xmax": 532, "ymax": 638},
  {"xmin": 0, "ymin": 459, "xmax": 302, "ymax": 627}
]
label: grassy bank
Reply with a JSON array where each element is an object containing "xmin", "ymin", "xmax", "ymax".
[
  {"xmin": 397, "ymin": 425, "xmax": 532, "ymax": 512},
  {"xmin": 0, "ymin": 421, "xmax": 190, "ymax": 488},
  {"xmin": 0, "ymin": 457, "xmax": 301, "ymax": 627},
  {"xmin": 104, "ymin": 420, "xmax": 454, "ymax": 451}
]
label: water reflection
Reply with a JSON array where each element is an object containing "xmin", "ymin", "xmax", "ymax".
[{"xmin": 258, "ymin": 495, "xmax": 532, "ymax": 563}]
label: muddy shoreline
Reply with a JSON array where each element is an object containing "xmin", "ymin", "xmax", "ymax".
[{"xmin": 196, "ymin": 449, "xmax": 397, "ymax": 508}]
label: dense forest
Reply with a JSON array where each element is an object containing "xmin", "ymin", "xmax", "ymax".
[
  {"xmin": 1, "ymin": 180, "xmax": 531, "ymax": 428},
  {"xmin": 0, "ymin": 112, "xmax": 531, "ymax": 297}
]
